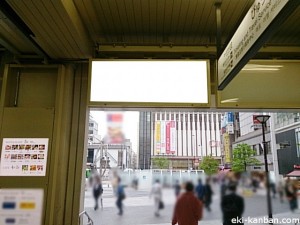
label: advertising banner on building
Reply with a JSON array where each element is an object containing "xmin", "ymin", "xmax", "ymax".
[
  {"xmin": 160, "ymin": 121, "xmax": 166, "ymax": 154},
  {"xmin": 223, "ymin": 133, "xmax": 231, "ymax": 163},
  {"xmin": 166, "ymin": 122, "xmax": 171, "ymax": 154},
  {"xmin": 0, "ymin": 189, "xmax": 44, "ymax": 225},
  {"xmin": 155, "ymin": 122, "xmax": 161, "ymax": 154},
  {"xmin": 155, "ymin": 120, "xmax": 177, "ymax": 155},
  {"xmin": 170, "ymin": 121, "xmax": 177, "ymax": 154},
  {"xmin": 227, "ymin": 112, "xmax": 234, "ymax": 123},
  {"xmin": 102, "ymin": 113, "xmax": 125, "ymax": 144},
  {"xmin": 0, "ymin": 138, "xmax": 49, "ymax": 176}
]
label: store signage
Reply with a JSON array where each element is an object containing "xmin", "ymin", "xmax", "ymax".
[
  {"xmin": 218, "ymin": 0, "xmax": 296, "ymax": 90},
  {"xmin": 293, "ymin": 164, "xmax": 300, "ymax": 170}
]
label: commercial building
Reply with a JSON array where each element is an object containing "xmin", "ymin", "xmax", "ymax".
[
  {"xmin": 275, "ymin": 113, "xmax": 300, "ymax": 175},
  {"xmin": 233, "ymin": 112, "xmax": 273, "ymax": 171},
  {"xmin": 139, "ymin": 112, "xmax": 223, "ymax": 170}
]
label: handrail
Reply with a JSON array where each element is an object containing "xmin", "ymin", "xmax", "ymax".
[{"xmin": 79, "ymin": 211, "xmax": 94, "ymax": 225}]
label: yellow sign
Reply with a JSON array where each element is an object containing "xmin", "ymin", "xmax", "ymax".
[
  {"xmin": 223, "ymin": 133, "xmax": 231, "ymax": 163},
  {"xmin": 20, "ymin": 202, "xmax": 36, "ymax": 209}
]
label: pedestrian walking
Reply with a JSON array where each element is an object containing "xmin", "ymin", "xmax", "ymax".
[
  {"xmin": 195, "ymin": 178, "xmax": 206, "ymax": 201},
  {"xmin": 203, "ymin": 178, "xmax": 213, "ymax": 211},
  {"xmin": 92, "ymin": 173, "xmax": 103, "ymax": 210},
  {"xmin": 285, "ymin": 178, "xmax": 298, "ymax": 212},
  {"xmin": 116, "ymin": 177, "xmax": 126, "ymax": 215},
  {"xmin": 220, "ymin": 178, "xmax": 227, "ymax": 198},
  {"xmin": 172, "ymin": 181, "xmax": 203, "ymax": 225},
  {"xmin": 277, "ymin": 180, "xmax": 285, "ymax": 203},
  {"xmin": 221, "ymin": 182, "xmax": 244, "ymax": 225},
  {"xmin": 174, "ymin": 180, "xmax": 181, "ymax": 198},
  {"xmin": 150, "ymin": 179, "xmax": 163, "ymax": 217}
]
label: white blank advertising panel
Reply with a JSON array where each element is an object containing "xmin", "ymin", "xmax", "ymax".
[{"xmin": 90, "ymin": 60, "xmax": 209, "ymax": 105}]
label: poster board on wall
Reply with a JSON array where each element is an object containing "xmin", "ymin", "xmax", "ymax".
[
  {"xmin": 0, "ymin": 189, "xmax": 44, "ymax": 225},
  {"xmin": 0, "ymin": 138, "xmax": 49, "ymax": 176}
]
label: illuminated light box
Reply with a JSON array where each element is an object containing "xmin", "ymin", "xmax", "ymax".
[{"xmin": 90, "ymin": 60, "xmax": 209, "ymax": 107}]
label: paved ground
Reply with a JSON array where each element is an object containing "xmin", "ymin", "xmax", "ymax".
[{"xmin": 83, "ymin": 183, "xmax": 300, "ymax": 225}]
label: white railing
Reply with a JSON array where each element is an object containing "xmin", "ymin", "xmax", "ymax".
[{"xmin": 79, "ymin": 211, "xmax": 94, "ymax": 225}]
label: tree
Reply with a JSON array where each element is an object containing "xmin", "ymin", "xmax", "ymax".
[
  {"xmin": 231, "ymin": 143, "xmax": 261, "ymax": 172},
  {"xmin": 199, "ymin": 155, "xmax": 219, "ymax": 175},
  {"xmin": 152, "ymin": 157, "xmax": 170, "ymax": 169}
]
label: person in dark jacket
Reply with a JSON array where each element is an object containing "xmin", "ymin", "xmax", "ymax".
[
  {"xmin": 221, "ymin": 182, "xmax": 244, "ymax": 225},
  {"xmin": 195, "ymin": 178, "xmax": 205, "ymax": 201},
  {"xmin": 92, "ymin": 174, "xmax": 103, "ymax": 210},
  {"xmin": 172, "ymin": 181, "xmax": 203, "ymax": 225},
  {"xmin": 174, "ymin": 180, "xmax": 181, "ymax": 198},
  {"xmin": 116, "ymin": 177, "xmax": 126, "ymax": 215},
  {"xmin": 203, "ymin": 178, "xmax": 213, "ymax": 211}
]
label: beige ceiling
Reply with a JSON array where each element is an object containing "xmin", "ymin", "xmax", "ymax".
[
  {"xmin": 0, "ymin": 0, "xmax": 298, "ymax": 61},
  {"xmin": 0, "ymin": 0, "xmax": 299, "ymax": 109}
]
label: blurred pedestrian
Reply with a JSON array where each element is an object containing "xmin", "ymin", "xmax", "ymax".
[
  {"xmin": 150, "ymin": 179, "xmax": 163, "ymax": 217},
  {"xmin": 92, "ymin": 173, "xmax": 103, "ymax": 210},
  {"xmin": 220, "ymin": 178, "xmax": 227, "ymax": 198},
  {"xmin": 221, "ymin": 182, "xmax": 244, "ymax": 225},
  {"xmin": 270, "ymin": 181, "xmax": 277, "ymax": 198},
  {"xmin": 111, "ymin": 170, "xmax": 120, "ymax": 196},
  {"xmin": 203, "ymin": 178, "xmax": 213, "ymax": 212},
  {"xmin": 174, "ymin": 180, "xmax": 181, "ymax": 198},
  {"xmin": 277, "ymin": 181, "xmax": 285, "ymax": 203},
  {"xmin": 132, "ymin": 176, "xmax": 139, "ymax": 190},
  {"xmin": 116, "ymin": 177, "xmax": 126, "ymax": 215},
  {"xmin": 285, "ymin": 178, "xmax": 298, "ymax": 212},
  {"xmin": 172, "ymin": 181, "xmax": 203, "ymax": 225},
  {"xmin": 195, "ymin": 178, "xmax": 205, "ymax": 201}
]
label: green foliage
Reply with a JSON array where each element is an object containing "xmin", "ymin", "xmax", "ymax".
[
  {"xmin": 199, "ymin": 155, "xmax": 219, "ymax": 175},
  {"xmin": 152, "ymin": 157, "xmax": 170, "ymax": 169},
  {"xmin": 232, "ymin": 143, "xmax": 261, "ymax": 172}
]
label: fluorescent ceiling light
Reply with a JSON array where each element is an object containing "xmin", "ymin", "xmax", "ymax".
[
  {"xmin": 221, "ymin": 98, "xmax": 239, "ymax": 103},
  {"xmin": 242, "ymin": 64, "xmax": 283, "ymax": 71}
]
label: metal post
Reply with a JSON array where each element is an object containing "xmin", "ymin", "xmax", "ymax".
[
  {"xmin": 262, "ymin": 122, "xmax": 273, "ymax": 224},
  {"xmin": 215, "ymin": 0, "xmax": 222, "ymax": 58}
]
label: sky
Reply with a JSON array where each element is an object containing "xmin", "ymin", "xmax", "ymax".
[{"xmin": 90, "ymin": 110, "xmax": 140, "ymax": 153}]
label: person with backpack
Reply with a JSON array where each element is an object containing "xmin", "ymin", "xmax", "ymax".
[
  {"xmin": 221, "ymin": 182, "xmax": 244, "ymax": 225},
  {"xmin": 92, "ymin": 173, "xmax": 103, "ymax": 210}
]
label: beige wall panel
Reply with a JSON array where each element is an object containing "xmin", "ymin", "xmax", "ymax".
[
  {"xmin": 17, "ymin": 68, "xmax": 57, "ymax": 107},
  {"xmin": 0, "ymin": 107, "xmax": 54, "ymax": 224}
]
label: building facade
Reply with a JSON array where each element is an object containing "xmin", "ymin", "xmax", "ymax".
[
  {"xmin": 138, "ymin": 112, "xmax": 152, "ymax": 169},
  {"xmin": 232, "ymin": 112, "xmax": 273, "ymax": 172},
  {"xmin": 275, "ymin": 113, "xmax": 300, "ymax": 175},
  {"xmin": 138, "ymin": 112, "xmax": 224, "ymax": 169}
]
